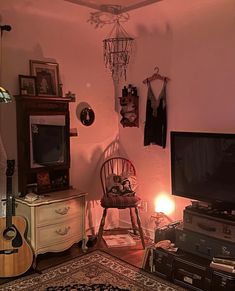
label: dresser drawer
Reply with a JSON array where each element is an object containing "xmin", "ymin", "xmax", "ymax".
[
  {"xmin": 36, "ymin": 198, "xmax": 82, "ymax": 226},
  {"xmin": 36, "ymin": 216, "xmax": 82, "ymax": 248}
]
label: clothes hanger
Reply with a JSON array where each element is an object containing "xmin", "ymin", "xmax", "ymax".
[{"xmin": 142, "ymin": 66, "xmax": 170, "ymax": 84}]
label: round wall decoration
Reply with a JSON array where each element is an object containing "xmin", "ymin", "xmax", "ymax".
[{"xmin": 80, "ymin": 107, "xmax": 95, "ymax": 126}]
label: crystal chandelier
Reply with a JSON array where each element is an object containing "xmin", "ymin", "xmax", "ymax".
[{"xmin": 103, "ymin": 19, "xmax": 134, "ymax": 81}]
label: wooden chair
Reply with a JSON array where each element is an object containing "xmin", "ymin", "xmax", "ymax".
[{"xmin": 97, "ymin": 157, "xmax": 145, "ymax": 249}]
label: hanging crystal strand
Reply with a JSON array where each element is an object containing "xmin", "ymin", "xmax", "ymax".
[{"xmin": 103, "ymin": 17, "xmax": 134, "ymax": 81}]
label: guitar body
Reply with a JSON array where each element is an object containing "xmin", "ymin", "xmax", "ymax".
[
  {"xmin": 0, "ymin": 215, "xmax": 33, "ymax": 277},
  {"xmin": 0, "ymin": 159, "xmax": 33, "ymax": 277}
]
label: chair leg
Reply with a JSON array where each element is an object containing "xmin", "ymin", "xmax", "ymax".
[
  {"xmin": 97, "ymin": 208, "xmax": 107, "ymax": 247},
  {"xmin": 129, "ymin": 208, "xmax": 138, "ymax": 235},
  {"xmin": 134, "ymin": 207, "xmax": 145, "ymax": 249}
]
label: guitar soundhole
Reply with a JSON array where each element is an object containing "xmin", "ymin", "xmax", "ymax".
[{"xmin": 3, "ymin": 227, "xmax": 16, "ymax": 240}]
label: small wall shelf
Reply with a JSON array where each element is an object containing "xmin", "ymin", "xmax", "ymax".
[{"xmin": 119, "ymin": 95, "xmax": 139, "ymax": 127}]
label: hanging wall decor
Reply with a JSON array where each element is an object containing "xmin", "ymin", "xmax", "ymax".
[
  {"xmin": 103, "ymin": 20, "xmax": 134, "ymax": 81},
  {"xmin": 87, "ymin": 5, "xmax": 134, "ymax": 82},
  {"xmin": 80, "ymin": 107, "xmax": 95, "ymax": 126},
  {"xmin": 143, "ymin": 67, "xmax": 170, "ymax": 148},
  {"xmin": 119, "ymin": 84, "xmax": 139, "ymax": 128}
]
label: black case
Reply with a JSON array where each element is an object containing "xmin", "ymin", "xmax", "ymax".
[
  {"xmin": 173, "ymin": 252, "xmax": 211, "ymax": 291},
  {"xmin": 175, "ymin": 227, "xmax": 235, "ymax": 260},
  {"xmin": 211, "ymin": 270, "xmax": 235, "ymax": 291},
  {"xmin": 152, "ymin": 248, "xmax": 175, "ymax": 279},
  {"xmin": 147, "ymin": 248, "xmax": 235, "ymax": 291},
  {"xmin": 154, "ymin": 221, "xmax": 181, "ymax": 243}
]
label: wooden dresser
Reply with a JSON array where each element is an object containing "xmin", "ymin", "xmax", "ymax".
[{"xmin": 15, "ymin": 189, "xmax": 87, "ymax": 266}]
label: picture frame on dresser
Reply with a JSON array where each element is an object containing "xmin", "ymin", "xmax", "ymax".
[
  {"xmin": 30, "ymin": 60, "xmax": 60, "ymax": 97},
  {"xmin": 19, "ymin": 75, "xmax": 37, "ymax": 96}
]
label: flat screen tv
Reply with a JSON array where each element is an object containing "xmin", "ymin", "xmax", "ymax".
[{"xmin": 170, "ymin": 131, "xmax": 235, "ymax": 210}]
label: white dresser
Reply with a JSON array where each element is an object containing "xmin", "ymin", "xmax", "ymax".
[{"xmin": 15, "ymin": 189, "xmax": 87, "ymax": 265}]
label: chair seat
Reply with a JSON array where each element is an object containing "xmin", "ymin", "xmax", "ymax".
[{"xmin": 101, "ymin": 195, "xmax": 141, "ymax": 208}]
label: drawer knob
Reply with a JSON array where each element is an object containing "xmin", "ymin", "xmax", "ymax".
[
  {"xmin": 55, "ymin": 226, "xmax": 71, "ymax": 236},
  {"xmin": 55, "ymin": 206, "xmax": 70, "ymax": 215}
]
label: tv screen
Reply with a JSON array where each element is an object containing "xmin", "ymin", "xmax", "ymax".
[
  {"xmin": 170, "ymin": 131, "xmax": 235, "ymax": 209},
  {"xmin": 31, "ymin": 124, "xmax": 66, "ymax": 165}
]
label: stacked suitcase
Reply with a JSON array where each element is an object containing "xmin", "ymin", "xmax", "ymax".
[{"xmin": 173, "ymin": 205, "xmax": 235, "ymax": 290}]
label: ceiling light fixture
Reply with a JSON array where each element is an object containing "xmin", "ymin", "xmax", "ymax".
[
  {"xmin": 88, "ymin": 5, "xmax": 134, "ymax": 82},
  {"xmin": 103, "ymin": 16, "xmax": 134, "ymax": 82},
  {"xmin": 0, "ymin": 24, "xmax": 12, "ymax": 103}
]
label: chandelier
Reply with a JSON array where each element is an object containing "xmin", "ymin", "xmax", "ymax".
[{"xmin": 103, "ymin": 19, "xmax": 134, "ymax": 81}]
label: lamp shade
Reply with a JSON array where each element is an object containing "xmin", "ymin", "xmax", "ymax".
[{"xmin": 0, "ymin": 86, "xmax": 12, "ymax": 103}]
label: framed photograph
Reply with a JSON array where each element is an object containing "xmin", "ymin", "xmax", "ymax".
[
  {"xmin": 19, "ymin": 75, "xmax": 37, "ymax": 96},
  {"xmin": 30, "ymin": 60, "xmax": 59, "ymax": 97}
]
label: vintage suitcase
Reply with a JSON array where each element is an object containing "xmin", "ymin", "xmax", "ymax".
[
  {"xmin": 147, "ymin": 247, "xmax": 235, "ymax": 291},
  {"xmin": 151, "ymin": 248, "xmax": 175, "ymax": 279},
  {"xmin": 175, "ymin": 227, "xmax": 235, "ymax": 260},
  {"xmin": 173, "ymin": 252, "xmax": 211, "ymax": 291},
  {"xmin": 183, "ymin": 207, "xmax": 235, "ymax": 243},
  {"xmin": 154, "ymin": 220, "xmax": 182, "ymax": 243},
  {"xmin": 211, "ymin": 269, "xmax": 235, "ymax": 291}
]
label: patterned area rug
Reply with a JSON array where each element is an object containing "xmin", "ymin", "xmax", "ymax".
[{"xmin": 0, "ymin": 250, "xmax": 185, "ymax": 291}]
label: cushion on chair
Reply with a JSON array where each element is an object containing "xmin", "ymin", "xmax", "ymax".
[
  {"xmin": 105, "ymin": 174, "xmax": 137, "ymax": 197},
  {"xmin": 101, "ymin": 195, "xmax": 141, "ymax": 208}
]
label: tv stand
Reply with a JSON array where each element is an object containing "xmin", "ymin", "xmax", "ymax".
[{"xmin": 15, "ymin": 95, "xmax": 71, "ymax": 196}]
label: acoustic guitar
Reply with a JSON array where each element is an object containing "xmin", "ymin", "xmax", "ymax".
[{"xmin": 0, "ymin": 160, "xmax": 33, "ymax": 277}]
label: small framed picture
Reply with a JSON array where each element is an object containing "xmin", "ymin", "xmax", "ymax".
[
  {"xmin": 19, "ymin": 75, "xmax": 37, "ymax": 96},
  {"xmin": 30, "ymin": 60, "xmax": 60, "ymax": 97}
]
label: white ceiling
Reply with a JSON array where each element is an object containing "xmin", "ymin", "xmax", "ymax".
[{"xmin": 65, "ymin": 0, "xmax": 162, "ymax": 14}]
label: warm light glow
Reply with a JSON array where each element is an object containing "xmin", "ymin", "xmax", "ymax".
[{"xmin": 154, "ymin": 193, "xmax": 175, "ymax": 215}]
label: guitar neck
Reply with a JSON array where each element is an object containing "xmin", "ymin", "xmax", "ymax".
[
  {"xmin": 5, "ymin": 159, "xmax": 15, "ymax": 227},
  {"xmin": 6, "ymin": 193, "xmax": 13, "ymax": 228},
  {"xmin": 7, "ymin": 176, "xmax": 12, "ymax": 195}
]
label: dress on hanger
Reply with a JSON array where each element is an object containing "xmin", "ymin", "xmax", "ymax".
[{"xmin": 144, "ymin": 79, "xmax": 167, "ymax": 148}]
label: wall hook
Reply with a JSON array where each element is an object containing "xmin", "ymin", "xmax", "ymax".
[{"xmin": 154, "ymin": 66, "xmax": 159, "ymax": 75}]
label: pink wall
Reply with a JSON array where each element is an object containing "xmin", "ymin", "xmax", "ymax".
[
  {"xmin": 0, "ymin": 0, "xmax": 119, "ymax": 228},
  {"xmin": 116, "ymin": 0, "xmax": 235, "ymax": 231},
  {"xmin": 0, "ymin": 0, "xmax": 235, "ymax": 235}
]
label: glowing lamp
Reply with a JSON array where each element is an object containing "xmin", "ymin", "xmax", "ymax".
[
  {"xmin": 154, "ymin": 193, "xmax": 175, "ymax": 215},
  {"xmin": 151, "ymin": 193, "xmax": 175, "ymax": 228}
]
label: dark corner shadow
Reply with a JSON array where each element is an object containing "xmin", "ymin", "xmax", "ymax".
[{"xmin": 130, "ymin": 20, "xmax": 173, "ymax": 82}]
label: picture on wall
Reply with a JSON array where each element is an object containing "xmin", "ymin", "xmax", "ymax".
[
  {"xmin": 30, "ymin": 60, "xmax": 60, "ymax": 97},
  {"xmin": 19, "ymin": 75, "xmax": 37, "ymax": 96}
]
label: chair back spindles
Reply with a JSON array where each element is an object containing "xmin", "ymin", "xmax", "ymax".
[{"xmin": 100, "ymin": 157, "xmax": 136, "ymax": 197}]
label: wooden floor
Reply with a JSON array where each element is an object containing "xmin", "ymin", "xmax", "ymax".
[{"xmin": 0, "ymin": 232, "xmax": 153, "ymax": 285}]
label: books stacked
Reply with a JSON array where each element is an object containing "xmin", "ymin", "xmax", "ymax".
[{"xmin": 210, "ymin": 257, "xmax": 235, "ymax": 273}]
